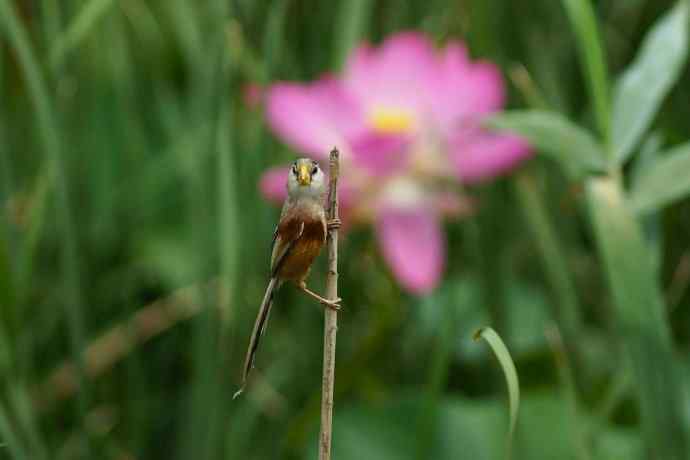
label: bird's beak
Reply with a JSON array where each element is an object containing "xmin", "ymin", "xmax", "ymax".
[{"xmin": 297, "ymin": 164, "xmax": 311, "ymax": 186}]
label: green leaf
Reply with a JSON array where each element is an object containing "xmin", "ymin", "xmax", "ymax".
[
  {"xmin": 474, "ymin": 327, "xmax": 520, "ymax": 458},
  {"xmin": 487, "ymin": 110, "xmax": 606, "ymax": 174},
  {"xmin": 629, "ymin": 141, "xmax": 690, "ymax": 214},
  {"xmin": 629, "ymin": 134, "xmax": 665, "ymax": 274},
  {"xmin": 50, "ymin": 0, "xmax": 117, "ymax": 66},
  {"xmin": 612, "ymin": 1, "xmax": 689, "ymax": 163},
  {"xmin": 560, "ymin": 0, "xmax": 611, "ymax": 141},
  {"xmin": 586, "ymin": 176, "xmax": 689, "ymax": 458}
]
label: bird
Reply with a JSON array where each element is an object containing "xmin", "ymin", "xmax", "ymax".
[{"xmin": 233, "ymin": 158, "xmax": 341, "ymax": 399}]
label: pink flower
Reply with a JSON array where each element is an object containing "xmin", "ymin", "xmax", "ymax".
[{"xmin": 259, "ymin": 31, "xmax": 531, "ymax": 294}]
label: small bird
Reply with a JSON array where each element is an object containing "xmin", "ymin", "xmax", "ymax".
[{"xmin": 234, "ymin": 158, "xmax": 341, "ymax": 398}]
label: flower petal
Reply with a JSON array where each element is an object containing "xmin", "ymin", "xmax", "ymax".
[
  {"xmin": 428, "ymin": 43, "xmax": 505, "ymax": 135},
  {"xmin": 344, "ymin": 32, "xmax": 436, "ymax": 118},
  {"xmin": 349, "ymin": 131, "xmax": 411, "ymax": 176},
  {"xmin": 266, "ymin": 77, "xmax": 365, "ymax": 157},
  {"xmin": 450, "ymin": 130, "xmax": 532, "ymax": 184},
  {"xmin": 375, "ymin": 206, "xmax": 444, "ymax": 294}
]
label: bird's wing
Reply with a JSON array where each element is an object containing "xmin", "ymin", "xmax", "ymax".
[{"xmin": 270, "ymin": 220, "xmax": 304, "ymax": 277}]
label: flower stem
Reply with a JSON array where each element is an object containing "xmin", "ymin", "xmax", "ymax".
[{"xmin": 318, "ymin": 148, "xmax": 340, "ymax": 460}]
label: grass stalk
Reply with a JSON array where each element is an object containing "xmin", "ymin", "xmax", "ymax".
[
  {"xmin": 0, "ymin": 0, "xmax": 90, "ymax": 443},
  {"xmin": 587, "ymin": 176, "xmax": 689, "ymax": 459},
  {"xmin": 415, "ymin": 297, "xmax": 455, "ymax": 458},
  {"xmin": 560, "ymin": 0, "xmax": 611, "ymax": 144},
  {"xmin": 513, "ymin": 170, "xmax": 586, "ymax": 386}
]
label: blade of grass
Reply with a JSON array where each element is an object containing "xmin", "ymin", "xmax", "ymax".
[
  {"xmin": 415, "ymin": 292, "xmax": 456, "ymax": 459},
  {"xmin": 216, "ymin": 94, "xmax": 238, "ymax": 330},
  {"xmin": 0, "ymin": 85, "xmax": 17, "ymax": 373},
  {"xmin": 473, "ymin": 327, "xmax": 520, "ymax": 459},
  {"xmin": 487, "ymin": 110, "xmax": 606, "ymax": 174},
  {"xmin": 214, "ymin": 20, "xmax": 240, "ymax": 444},
  {"xmin": 172, "ymin": 2, "xmax": 231, "ymax": 457},
  {"xmin": 629, "ymin": 141, "xmax": 690, "ymax": 215},
  {"xmin": 333, "ymin": 0, "xmax": 372, "ymax": 69},
  {"xmin": 469, "ymin": 188, "xmax": 510, "ymax": 343},
  {"xmin": 0, "ymin": 227, "xmax": 16, "ymax": 373},
  {"xmin": 595, "ymin": 365, "xmax": 632, "ymax": 423},
  {"xmin": 8, "ymin": 386, "xmax": 47, "ymax": 460},
  {"xmin": 611, "ymin": 1, "xmax": 689, "ymax": 164},
  {"xmin": 50, "ymin": 0, "xmax": 117, "ymax": 66},
  {"xmin": 33, "ymin": 281, "xmax": 212, "ymax": 411},
  {"xmin": 586, "ymin": 176, "xmax": 689, "ymax": 458},
  {"xmin": 545, "ymin": 325, "xmax": 592, "ymax": 460},
  {"xmin": 168, "ymin": 0, "xmax": 204, "ymax": 65},
  {"xmin": 630, "ymin": 133, "xmax": 665, "ymax": 276},
  {"xmin": 0, "ymin": 0, "xmax": 90, "ymax": 450},
  {"xmin": 630, "ymin": 133, "xmax": 664, "ymax": 185},
  {"xmin": 262, "ymin": 0, "xmax": 289, "ymax": 83},
  {"xmin": 0, "ymin": 405, "xmax": 27, "ymax": 460},
  {"xmin": 513, "ymin": 171, "xmax": 586, "ymax": 385},
  {"xmin": 40, "ymin": 0, "xmax": 63, "ymax": 49},
  {"xmin": 507, "ymin": 71, "xmax": 588, "ymax": 386},
  {"xmin": 16, "ymin": 169, "xmax": 52, "ymax": 304},
  {"xmin": 466, "ymin": 0, "xmax": 506, "ymax": 60},
  {"xmin": 560, "ymin": 0, "xmax": 611, "ymax": 144}
]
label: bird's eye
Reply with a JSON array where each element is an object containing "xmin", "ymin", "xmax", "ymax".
[
  {"xmin": 291, "ymin": 164, "xmax": 297, "ymax": 174},
  {"xmin": 311, "ymin": 165, "xmax": 318, "ymax": 175}
]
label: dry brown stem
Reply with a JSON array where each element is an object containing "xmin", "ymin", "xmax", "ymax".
[{"xmin": 318, "ymin": 147, "xmax": 340, "ymax": 460}]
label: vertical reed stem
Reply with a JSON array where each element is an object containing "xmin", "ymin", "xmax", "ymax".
[{"xmin": 318, "ymin": 147, "xmax": 340, "ymax": 460}]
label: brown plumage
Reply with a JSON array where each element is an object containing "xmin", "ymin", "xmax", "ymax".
[
  {"xmin": 273, "ymin": 207, "xmax": 326, "ymax": 281},
  {"xmin": 234, "ymin": 158, "xmax": 339, "ymax": 399}
]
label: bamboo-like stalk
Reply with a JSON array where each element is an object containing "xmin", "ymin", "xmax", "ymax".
[{"xmin": 318, "ymin": 147, "xmax": 340, "ymax": 460}]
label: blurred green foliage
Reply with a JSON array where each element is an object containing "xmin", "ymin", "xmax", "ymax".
[{"xmin": 1, "ymin": 0, "xmax": 690, "ymax": 459}]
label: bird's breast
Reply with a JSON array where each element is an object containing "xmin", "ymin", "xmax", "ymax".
[{"xmin": 275, "ymin": 212, "xmax": 326, "ymax": 282}]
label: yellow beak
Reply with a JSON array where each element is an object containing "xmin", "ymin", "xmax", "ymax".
[{"xmin": 297, "ymin": 164, "xmax": 311, "ymax": 186}]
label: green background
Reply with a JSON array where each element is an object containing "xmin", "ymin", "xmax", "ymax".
[{"xmin": 1, "ymin": 0, "xmax": 690, "ymax": 458}]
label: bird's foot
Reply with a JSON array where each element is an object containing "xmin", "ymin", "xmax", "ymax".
[
  {"xmin": 298, "ymin": 282, "xmax": 342, "ymax": 311},
  {"xmin": 320, "ymin": 297, "xmax": 342, "ymax": 311},
  {"xmin": 327, "ymin": 218, "xmax": 341, "ymax": 231}
]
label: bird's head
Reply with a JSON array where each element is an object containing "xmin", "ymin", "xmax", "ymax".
[{"xmin": 287, "ymin": 158, "xmax": 326, "ymax": 199}]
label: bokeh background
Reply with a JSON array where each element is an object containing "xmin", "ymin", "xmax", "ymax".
[{"xmin": 2, "ymin": 0, "xmax": 690, "ymax": 459}]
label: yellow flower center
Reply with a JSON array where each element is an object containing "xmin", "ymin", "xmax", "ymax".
[{"xmin": 369, "ymin": 108, "xmax": 414, "ymax": 134}]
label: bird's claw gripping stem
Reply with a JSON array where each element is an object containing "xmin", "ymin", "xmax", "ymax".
[
  {"xmin": 298, "ymin": 282, "xmax": 342, "ymax": 311},
  {"xmin": 327, "ymin": 218, "xmax": 341, "ymax": 231}
]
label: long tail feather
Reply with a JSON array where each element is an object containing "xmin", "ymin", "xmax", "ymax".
[{"xmin": 233, "ymin": 277, "xmax": 279, "ymax": 399}]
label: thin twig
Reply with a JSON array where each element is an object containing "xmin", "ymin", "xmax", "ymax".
[{"xmin": 318, "ymin": 147, "xmax": 340, "ymax": 460}]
